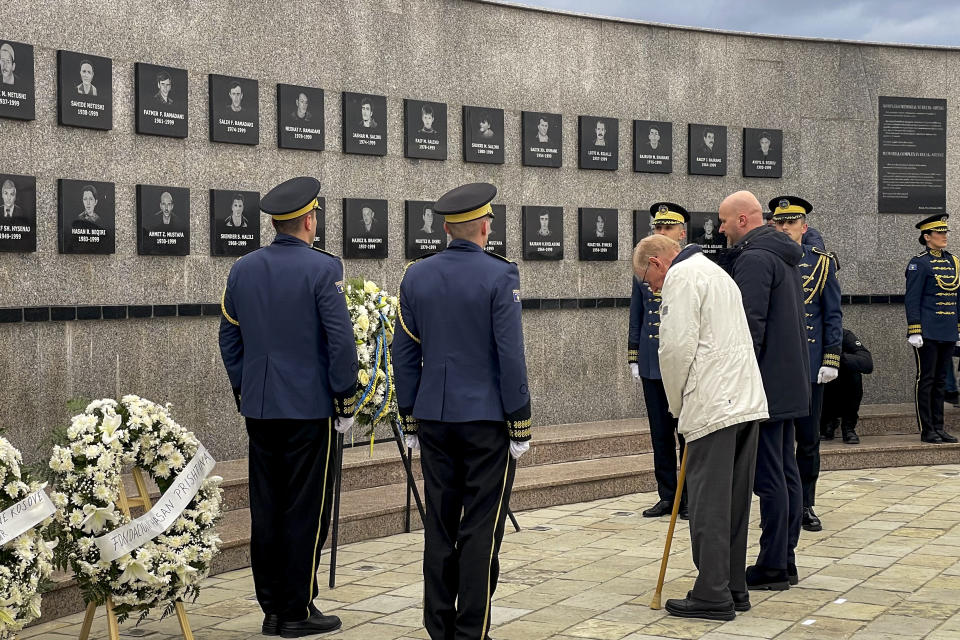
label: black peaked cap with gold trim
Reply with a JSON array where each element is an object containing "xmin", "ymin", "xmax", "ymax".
[
  {"xmin": 433, "ymin": 182, "xmax": 497, "ymax": 223},
  {"xmin": 769, "ymin": 195, "xmax": 812, "ymax": 222},
  {"xmin": 916, "ymin": 213, "xmax": 949, "ymax": 232},
  {"xmin": 649, "ymin": 202, "xmax": 689, "ymax": 226},
  {"xmin": 260, "ymin": 176, "xmax": 321, "ymax": 220}
]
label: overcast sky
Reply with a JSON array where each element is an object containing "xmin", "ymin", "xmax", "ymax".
[{"xmin": 506, "ymin": 0, "xmax": 960, "ymax": 46}]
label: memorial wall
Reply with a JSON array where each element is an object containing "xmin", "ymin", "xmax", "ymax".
[{"xmin": 0, "ymin": 0, "xmax": 957, "ymax": 462}]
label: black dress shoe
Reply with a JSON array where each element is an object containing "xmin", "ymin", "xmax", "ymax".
[
  {"xmin": 946, "ymin": 391, "xmax": 959, "ymax": 405},
  {"xmin": 842, "ymin": 430, "xmax": 860, "ymax": 444},
  {"xmin": 642, "ymin": 499, "xmax": 673, "ymax": 517},
  {"xmin": 262, "ymin": 613, "xmax": 280, "ymax": 636},
  {"xmin": 746, "ymin": 565, "xmax": 790, "ymax": 590},
  {"xmin": 787, "ymin": 563, "xmax": 799, "ymax": 586},
  {"xmin": 820, "ymin": 419, "xmax": 838, "ymax": 441},
  {"xmin": 731, "ymin": 590, "xmax": 751, "ymax": 612},
  {"xmin": 665, "ymin": 596, "xmax": 735, "ymax": 621},
  {"xmin": 279, "ymin": 607, "xmax": 342, "ymax": 638},
  {"xmin": 802, "ymin": 507, "xmax": 822, "ymax": 532},
  {"xmin": 679, "ymin": 504, "xmax": 689, "ymax": 520},
  {"xmin": 935, "ymin": 429, "xmax": 959, "ymax": 443},
  {"xmin": 921, "ymin": 431, "xmax": 944, "ymax": 444}
]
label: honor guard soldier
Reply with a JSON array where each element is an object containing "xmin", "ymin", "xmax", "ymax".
[
  {"xmin": 629, "ymin": 202, "xmax": 689, "ymax": 519},
  {"xmin": 219, "ymin": 177, "xmax": 359, "ymax": 638},
  {"xmin": 905, "ymin": 214, "xmax": 960, "ymax": 444},
  {"xmin": 393, "ymin": 182, "xmax": 531, "ymax": 640},
  {"xmin": 771, "ymin": 196, "xmax": 842, "ymax": 533}
]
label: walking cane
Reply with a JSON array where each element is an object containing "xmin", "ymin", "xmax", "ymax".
[
  {"xmin": 650, "ymin": 446, "xmax": 689, "ymax": 610},
  {"xmin": 328, "ymin": 431, "xmax": 345, "ymax": 589}
]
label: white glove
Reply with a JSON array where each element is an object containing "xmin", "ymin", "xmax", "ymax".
[
  {"xmin": 509, "ymin": 440, "xmax": 530, "ymax": 460},
  {"xmin": 817, "ymin": 366, "xmax": 839, "ymax": 384},
  {"xmin": 334, "ymin": 415, "xmax": 354, "ymax": 434},
  {"xmin": 404, "ymin": 434, "xmax": 420, "ymax": 451},
  {"xmin": 630, "ymin": 363, "xmax": 641, "ymax": 380},
  {"xmin": 908, "ymin": 334, "xmax": 923, "ymax": 349}
]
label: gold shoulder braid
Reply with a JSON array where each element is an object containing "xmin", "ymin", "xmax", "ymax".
[
  {"xmin": 934, "ymin": 255, "xmax": 960, "ymax": 292},
  {"xmin": 801, "ymin": 253, "xmax": 830, "ymax": 304}
]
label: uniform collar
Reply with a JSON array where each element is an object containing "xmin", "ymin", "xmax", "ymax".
[
  {"xmin": 447, "ymin": 238, "xmax": 483, "ymax": 252},
  {"xmin": 272, "ymin": 233, "xmax": 311, "ymax": 247}
]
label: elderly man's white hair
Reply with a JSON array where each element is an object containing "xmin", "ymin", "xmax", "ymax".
[{"xmin": 633, "ymin": 234, "xmax": 680, "ymax": 280}]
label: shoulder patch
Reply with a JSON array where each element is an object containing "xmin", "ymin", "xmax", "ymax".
[
  {"xmin": 484, "ymin": 249, "xmax": 514, "ymax": 263},
  {"xmin": 335, "ymin": 280, "xmax": 344, "ymax": 294},
  {"xmin": 513, "ymin": 289, "xmax": 521, "ymax": 303},
  {"xmin": 908, "ymin": 263, "xmax": 918, "ymax": 270}
]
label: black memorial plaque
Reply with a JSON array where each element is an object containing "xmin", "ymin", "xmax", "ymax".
[
  {"xmin": 210, "ymin": 189, "xmax": 259, "ymax": 256},
  {"xmin": 688, "ymin": 124, "xmax": 727, "ymax": 176},
  {"xmin": 58, "ymin": 179, "xmax": 115, "ymax": 254},
  {"xmin": 313, "ymin": 196, "xmax": 326, "ymax": 250},
  {"xmin": 342, "ymin": 92, "xmax": 387, "ymax": 156},
  {"xmin": 404, "ymin": 99, "xmax": 447, "ymax": 160},
  {"xmin": 689, "ymin": 211, "xmax": 726, "ymax": 262},
  {"xmin": 0, "ymin": 40, "xmax": 35, "ymax": 120},
  {"xmin": 278, "ymin": 84, "xmax": 324, "ymax": 151},
  {"xmin": 633, "ymin": 120, "xmax": 672, "ymax": 173},
  {"xmin": 742, "ymin": 128, "xmax": 782, "ymax": 178},
  {"xmin": 405, "ymin": 201, "xmax": 447, "ymax": 259},
  {"xmin": 135, "ymin": 63, "xmax": 188, "ymax": 138},
  {"xmin": 522, "ymin": 206, "xmax": 563, "ymax": 260},
  {"xmin": 522, "ymin": 111, "xmax": 562, "ymax": 168},
  {"xmin": 57, "ymin": 50, "xmax": 112, "ymax": 130},
  {"xmin": 208, "ymin": 74, "xmax": 259, "ymax": 145},
  {"xmin": 485, "ymin": 204, "xmax": 507, "ymax": 256},
  {"xmin": 463, "ymin": 106, "xmax": 504, "ymax": 164},
  {"xmin": 878, "ymin": 96, "xmax": 947, "ymax": 214},
  {"xmin": 579, "ymin": 116, "xmax": 618, "ymax": 170},
  {"xmin": 136, "ymin": 184, "xmax": 190, "ymax": 256},
  {"xmin": 0, "ymin": 173, "xmax": 36, "ymax": 252},
  {"xmin": 578, "ymin": 208, "xmax": 618, "ymax": 261},
  {"xmin": 343, "ymin": 198, "xmax": 388, "ymax": 259},
  {"xmin": 632, "ymin": 209, "xmax": 658, "ymax": 247}
]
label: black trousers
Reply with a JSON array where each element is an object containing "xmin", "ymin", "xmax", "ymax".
[
  {"xmin": 641, "ymin": 377, "xmax": 687, "ymax": 504},
  {"xmin": 794, "ymin": 383, "xmax": 824, "ymax": 508},
  {"xmin": 821, "ymin": 372, "xmax": 864, "ymax": 433},
  {"xmin": 687, "ymin": 421, "xmax": 759, "ymax": 603},
  {"xmin": 753, "ymin": 420, "xmax": 802, "ymax": 571},
  {"xmin": 914, "ymin": 340, "xmax": 954, "ymax": 434},
  {"xmin": 246, "ymin": 417, "xmax": 336, "ymax": 623},
  {"xmin": 419, "ymin": 420, "xmax": 516, "ymax": 640}
]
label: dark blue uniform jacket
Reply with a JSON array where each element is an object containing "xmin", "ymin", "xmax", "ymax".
[
  {"xmin": 628, "ymin": 278, "xmax": 662, "ymax": 379},
  {"xmin": 905, "ymin": 248, "xmax": 960, "ymax": 343},
  {"xmin": 798, "ymin": 244, "xmax": 843, "ymax": 382}
]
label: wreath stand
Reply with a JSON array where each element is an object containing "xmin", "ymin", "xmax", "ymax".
[{"xmin": 78, "ymin": 468, "xmax": 194, "ymax": 640}]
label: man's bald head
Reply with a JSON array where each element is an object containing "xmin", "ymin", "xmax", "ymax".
[{"xmin": 718, "ymin": 190, "xmax": 763, "ymax": 245}]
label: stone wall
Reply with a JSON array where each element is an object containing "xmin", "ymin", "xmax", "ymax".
[{"xmin": 2, "ymin": 0, "xmax": 953, "ymax": 461}]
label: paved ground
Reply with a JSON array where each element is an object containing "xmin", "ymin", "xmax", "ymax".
[{"xmin": 22, "ymin": 463, "xmax": 960, "ymax": 640}]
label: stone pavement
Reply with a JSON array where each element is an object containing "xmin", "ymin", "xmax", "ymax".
[{"xmin": 22, "ymin": 464, "xmax": 960, "ymax": 640}]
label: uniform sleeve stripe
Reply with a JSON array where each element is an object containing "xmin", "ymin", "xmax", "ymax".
[{"xmin": 221, "ymin": 287, "xmax": 239, "ymax": 326}]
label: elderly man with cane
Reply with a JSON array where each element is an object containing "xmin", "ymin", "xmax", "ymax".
[{"xmin": 639, "ymin": 235, "xmax": 768, "ymax": 621}]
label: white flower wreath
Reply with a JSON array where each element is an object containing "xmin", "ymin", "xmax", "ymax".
[
  {"xmin": 47, "ymin": 396, "xmax": 223, "ymax": 622},
  {"xmin": 0, "ymin": 436, "xmax": 55, "ymax": 638}
]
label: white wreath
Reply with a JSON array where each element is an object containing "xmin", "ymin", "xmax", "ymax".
[
  {"xmin": 0, "ymin": 436, "xmax": 55, "ymax": 638},
  {"xmin": 47, "ymin": 396, "xmax": 223, "ymax": 622}
]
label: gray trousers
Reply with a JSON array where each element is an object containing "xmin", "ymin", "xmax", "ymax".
[{"xmin": 686, "ymin": 420, "xmax": 760, "ymax": 603}]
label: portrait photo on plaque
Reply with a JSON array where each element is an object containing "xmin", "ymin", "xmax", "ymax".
[
  {"xmin": 742, "ymin": 128, "xmax": 782, "ymax": 178},
  {"xmin": 578, "ymin": 208, "xmax": 618, "ymax": 261},
  {"xmin": 689, "ymin": 210, "xmax": 727, "ymax": 261},
  {"xmin": 58, "ymin": 179, "xmax": 115, "ymax": 254},
  {"xmin": 136, "ymin": 184, "xmax": 190, "ymax": 256},
  {"xmin": 404, "ymin": 99, "xmax": 447, "ymax": 160},
  {"xmin": 0, "ymin": 40, "xmax": 35, "ymax": 121},
  {"xmin": 632, "ymin": 209, "xmax": 658, "ymax": 247},
  {"xmin": 634, "ymin": 120, "xmax": 672, "ymax": 173},
  {"xmin": 210, "ymin": 189, "xmax": 259, "ymax": 256},
  {"xmin": 405, "ymin": 200, "xmax": 447, "ymax": 259},
  {"xmin": 522, "ymin": 206, "xmax": 563, "ymax": 260},
  {"xmin": 462, "ymin": 105, "xmax": 504, "ymax": 164},
  {"xmin": 57, "ymin": 50, "xmax": 112, "ymax": 130},
  {"xmin": 521, "ymin": 111, "xmax": 562, "ymax": 168},
  {"xmin": 485, "ymin": 204, "xmax": 507, "ymax": 256},
  {"xmin": 313, "ymin": 196, "xmax": 326, "ymax": 250},
  {"xmin": 278, "ymin": 84, "xmax": 324, "ymax": 151},
  {"xmin": 343, "ymin": 198, "xmax": 388, "ymax": 259},
  {"xmin": 135, "ymin": 63, "xmax": 188, "ymax": 138},
  {"xmin": 579, "ymin": 115, "xmax": 618, "ymax": 170},
  {"xmin": 342, "ymin": 92, "xmax": 387, "ymax": 156},
  {"xmin": 688, "ymin": 123, "xmax": 727, "ymax": 176},
  {"xmin": 0, "ymin": 173, "xmax": 36, "ymax": 252},
  {"xmin": 208, "ymin": 74, "xmax": 259, "ymax": 145}
]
